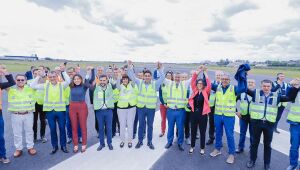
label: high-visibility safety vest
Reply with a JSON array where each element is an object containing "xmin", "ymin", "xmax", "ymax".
[
  {"xmin": 113, "ymin": 89, "xmax": 120, "ymax": 103},
  {"xmin": 209, "ymin": 92, "xmax": 216, "ymax": 107},
  {"xmin": 43, "ymin": 82, "xmax": 66, "ymax": 112},
  {"xmin": 0, "ymin": 89, "xmax": 2, "ymax": 110},
  {"xmin": 239, "ymin": 92, "xmax": 252, "ymax": 115},
  {"xmin": 8, "ymin": 85, "xmax": 35, "ymax": 112},
  {"xmin": 27, "ymin": 79, "xmax": 44, "ymax": 105},
  {"xmin": 161, "ymin": 84, "xmax": 168, "ymax": 103},
  {"xmin": 250, "ymin": 90, "xmax": 278, "ymax": 123},
  {"xmin": 117, "ymin": 82, "xmax": 138, "ymax": 108},
  {"xmin": 64, "ymin": 86, "xmax": 70, "ymax": 105},
  {"xmin": 215, "ymin": 85, "xmax": 236, "ymax": 117},
  {"xmin": 136, "ymin": 81, "xmax": 157, "ymax": 109},
  {"xmin": 286, "ymin": 91, "xmax": 300, "ymax": 122},
  {"xmin": 93, "ymin": 84, "xmax": 115, "ymax": 110},
  {"xmin": 166, "ymin": 82, "xmax": 187, "ymax": 109}
]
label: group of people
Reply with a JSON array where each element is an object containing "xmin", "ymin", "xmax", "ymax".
[{"xmin": 0, "ymin": 61, "xmax": 300, "ymax": 170}]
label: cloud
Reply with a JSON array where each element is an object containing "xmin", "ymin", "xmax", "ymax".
[
  {"xmin": 0, "ymin": 32, "xmax": 7, "ymax": 36},
  {"xmin": 223, "ymin": 1, "xmax": 258, "ymax": 17},
  {"xmin": 0, "ymin": 47, "xmax": 9, "ymax": 53},
  {"xmin": 289, "ymin": 0, "xmax": 300, "ymax": 8},
  {"xmin": 204, "ymin": 14, "xmax": 230, "ymax": 32},
  {"xmin": 125, "ymin": 31, "xmax": 168, "ymax": 47},
  {"xmin": 165, "ymin": 0, "xmax": 180, "ymax": 3},
  {"xmin": 208, "ymin": 34, "xmax": 236, "ymax": 42}
]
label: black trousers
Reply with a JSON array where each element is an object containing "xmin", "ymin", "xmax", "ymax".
[
  {"xmin": 112, "ymin": 103, "xmax": 120, "ymax": 136},
  {"xmin": 208, "ymin": 106, "xmax": 215, "ymax": 140},
  {"xmin": 185, "ymin": 111, "xmax": 191, "ymax": 139},
  {"xmin": 190, "ymin": 110, "xmax": 208, "ymax": 148},
  {"xmin": 33, "ymin": 103, "xmax": 46, "ymax": 139},
  {"xmin": 250, "ymin": 119, "xmax": 275, "ymax": 165},
  {"xmin": 274, "ymin": 105, "xmax": 285, "ymax": 130}
]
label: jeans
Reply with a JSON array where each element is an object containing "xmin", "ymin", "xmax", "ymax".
[
  {"xmin": 66, "ymin": 105, "xmax": 81, "ymax": 139},
  {"xmin": 289, "ymin": 123, "xmax": 300, "ymax": 168},
  {"xmin": 238, "ymin": 115, "xmax": 253, "ymax": 150},
  {"xmin": 137, "ymin": 107, "xmax": 155, "ymax": 143},
  {"xmin": 46, "ymin": 111, "xmax": 67, "ymax": 148},
  {"xmin": 214, "ymin": 114, "xmax": 235, "ymax": 154},
  {"xmin": 0, "ymin": 111, "xmax": 6, "ymax": 158},
  {"xmin": 250, "ymin": 119, "xmax": 274, "ymax": 165},
  {"xmin": 167, "ymin": 108, "xmax": 185, "ymax": 145},
  {"xmin": 95, "ymin": 109, "xmax": 113, "ymax": 146}
]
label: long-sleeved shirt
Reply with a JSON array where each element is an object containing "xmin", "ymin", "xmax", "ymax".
[
  {"xmin": 0, "ymin": 74, "xmax": 15, "ymax": 90},
  {"xmin": 30, "ymin": 71, "xmax": 71, "ymax": 90},
  {"xmin": 70, "ymin": 80, "xmax": 91, "ymax": 102},
  {"xmin": 127, "ymin": 67, "xmax": 165, "ymax": 91}
]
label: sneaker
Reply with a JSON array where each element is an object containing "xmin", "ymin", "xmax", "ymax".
[
  {"xmin": 200, "ymin": 149, "xmax": 205, "ymax": 155},
  {"xmin": 226, "ymin": 154, "xmax": 235, "ymax": 164},
  {"xmin": 41, "ymin": 137, "xmax": 48, "ymax": 143},
  {"xmin": 185, "ymin": 138, "xmax": 191, "ymax": 145},
  {"xmin": 67, "ymin": 138, "xmax": 72, "ymax": 144},
  {"xmin": 210, "ymin": 149, "xmax": 221, "ymax": 157},
  {"xmin": 189, "ymin": 148, "xmax": 194, "ymax": 154},
  {"xmin": 0, "ymin": 157, "xmax": 10, "ymax": 164}
]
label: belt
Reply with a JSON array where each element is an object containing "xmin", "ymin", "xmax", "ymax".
[{"xmin": 13, "ymin": 111, "xmax": 29, "ymax": 115}]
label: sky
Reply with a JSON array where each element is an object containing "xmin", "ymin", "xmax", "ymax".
[{"xmin": 0, "ymin": 0, "xmax": 299, "ymax": 62}]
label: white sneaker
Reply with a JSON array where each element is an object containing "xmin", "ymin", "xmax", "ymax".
[
  {"xmin": 226, "ymin": 154, "xmax": 235, "ymax": 164},
  {"xmin": 200, "ymin": 149, "xmax": 205, "ymax": 155},
  {"xmin": 210, "ymin": 149, "xmax": 221, "ymax": 157}
]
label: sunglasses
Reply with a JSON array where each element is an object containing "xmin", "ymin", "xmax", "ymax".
[{"xmin": 16, "ymin": 79, "xmax": 25, "ymax": 82}]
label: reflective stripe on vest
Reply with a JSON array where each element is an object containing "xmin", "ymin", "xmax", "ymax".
[
  {"xmin": 8, "ymin": 85, "xmax": 35, "ymax": 112},
  {"xmin": 64, "ymin": 86, "xmax": 70, "ymax": 105},
  {"xmin": 215, "ymin": 85, "xmax": 236, "ymax": 117},
  {"xmin": 250, "ymin": 90, "xmax": 278, "ymax": 122},
  {"xmin": 137, "ymin": 81, "xmax": 157, "ymax": 109},
  {"xmin": 209, "ymin": 92, "xmax": 216, "ymax": 107},
  {"xmin": 35, "ymin": 89, "xmax": 44, "ymax": 105},
  {"xmin": 286, "ymin": 91, "xmax": 300, "ymax": 122},
  {"xmin": 43, "ymin": 83, "xmax": 66, "ymax": 111},
  {"xmin": 93, "ymin": 84, "xmax": 115, "ymax": 110},
  {"xmin": 240, "ymin": 93, "xmax": 252, "ymax": 115},
  {"xmin": 117, "ymin": 82, "xmax": 138, "ymax": 108},
  {"xmin": 166, "ymin": 82, "xmax": 187, "ymax": 109}
]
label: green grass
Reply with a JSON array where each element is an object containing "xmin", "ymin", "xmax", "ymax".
[{"xmin": 1, "ymin": 60, "xmax": 299, "ymax": 78}]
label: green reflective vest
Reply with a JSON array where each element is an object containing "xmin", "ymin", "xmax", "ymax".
[
  {"xmin": 215, "ymin": 85, "xmax": 236, "ymax": 117},
  {"xmin": 209, "ymin": 92, "xmax": 216, "ymax": 107},
  {"xmin": 161, "ymin": 84, "xmax": 168, "ymax": 103},
  {"xmin": 166, "ymin": 82, "xmax": 187, "ymax": 109},
  {"xmin": 117, "ymin": 82, "xmax": 138, "ymax": 108},
  {"xmin": 286, "ymin": 91, "xmax": 300, "ymax": 122},
  {"xmin": 64, "ymin": 86, "xmax": 70, "ymax": 105},
  {"xmin": 43, "ymin": 82, "xmax": 66, "ymax": 112},
  {"xmin": 8, "ymin": 85, "xmax": 35, "ymax": 112},
  {"xmin": 239, "ymin": 92, "xmax": 252, "ymax": 115},
  {"xmin": 250, "ymin": 90, "xmax": 278, "ymax": 122},
  {"xmin": 137, "ymin": 81, "xmax": 157, "ymax": 109},
  {"xmin": 93, "ymin": 84, "xmax": 115, "ymax": 110}
]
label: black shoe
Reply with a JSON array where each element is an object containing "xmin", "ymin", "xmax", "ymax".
[
  {"xmin": 287, "ymin": 165, "xmax": 297, "ymax": 170},
  {"xmin": 274, "ymin": 129, "xmax": 280, "ymax": 134},
  {"xmin": 120, "ymin": 142, "xmax": 125, "ymax": 148},
  {"xmin": 235, "ymin": 148, "xmax": 244, "ymax": 154},
  {"xmin": 135, "ymin": 142, "xmax": 143, "ymax": 149},
  {"xmin": 178, "ymin": 144, "xmax": 184, "ymax": 151},
  {"xmin": 97, "ymin": 145, "xmax": 105, "ymax": 151},
  {"xmin": 128, "ymin": 142, "xmax": 133, "ymax": 148},
  {"xmin": 159, "ymin": 133, "xmax": 164, "ymax": 137},
  {"xmin": 206, "ymin": 139, "xmax": 214, "ymax": 145},
  {"xmin": 67, "ymin": 138, "xmax": 72, "ymax": 144},
  {"xmin": 133, "ymin": 134, "xmax": 136, "ymax": 139},
  {"xmin": 61, "ymin": 146, "xmax": 69, "ymax": 153},
  {"xmin": 108, "ymin": 144, "xmax": 113, "ymax": 150},
  {"xmin": 264, "ymin": 164, "xmax": 270, "ymax": 170},
  {"xmin": 50, "ymin": 147, "xmax": 58, "ymax": 155},
  {"xmin": 79, "ymin": 138, "xmax": 82, "ymax": 144},
  {"xmin": 147, "ymin": 142, "xmax": 155, "ymax": 150},
  {"xmin": 246, "ymin": 160, "xmax": 255, "ymax": 168},
  {"xmin": 165, "ymin": 143, "xmax": 172, "ymax": 149}
]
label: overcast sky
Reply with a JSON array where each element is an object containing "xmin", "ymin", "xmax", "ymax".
[{"xmin": 0, "ymin": 0, "xmax": 299, "ymax": 62}]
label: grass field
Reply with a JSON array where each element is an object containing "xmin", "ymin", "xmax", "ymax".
[{"xmin": 1, "ymin": 60, "xmax": 299, "ymax": 78}]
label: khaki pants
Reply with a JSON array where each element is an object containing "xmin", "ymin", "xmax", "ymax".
[{"xmin": 11, "ymin": 112, "xmax": 34, "ymax": 150}]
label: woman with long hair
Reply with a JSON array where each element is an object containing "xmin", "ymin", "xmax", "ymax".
[{"xmin": 188, "ymin": 66, "xmax": 211, "ymax": 155}]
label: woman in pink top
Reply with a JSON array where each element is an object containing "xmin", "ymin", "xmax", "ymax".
[{"xmin": 188, "ymin": 66, "xmax": 211, "ymax": 155}]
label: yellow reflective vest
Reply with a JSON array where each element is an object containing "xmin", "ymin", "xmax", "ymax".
[
  {"xmin": 166, "ymin": 82, "xmax": 187, "ymax": 109},
  {"xmin": 8, "ymin": 85, "xmax": 35, "ymax": 112},
  {"xmin": 215, "ymin": 85, "xmax": 236, "ymax": 117},
  {"xmin": 43, "ymin": 82, "xmax": 66, "ymax": 112},
  {"xmin": 137, "ymin": 81, "xmax": 157, "ymax": 109},
  {"xmin": 117, "ymin": 82, "xmax": 138, "ymax": 108},
  {"xmin": 286, "ymin": 91, "xmax": 300, "ymax": 122}
]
